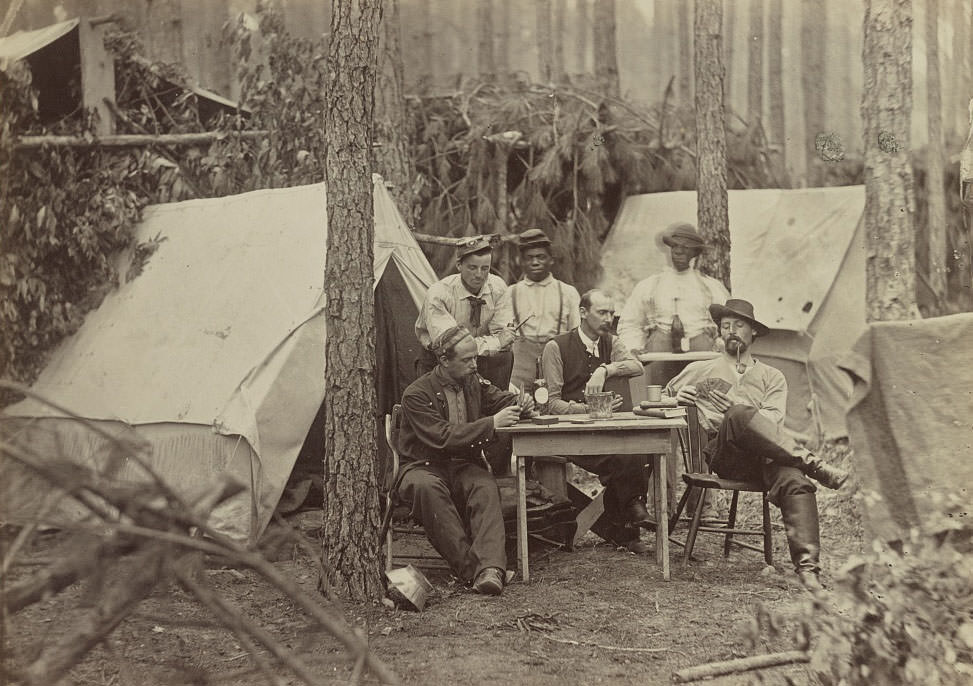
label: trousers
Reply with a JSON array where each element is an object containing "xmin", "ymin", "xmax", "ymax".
[
  {"xmin": 398, "ymin": 460, "xmax": 507, "ymax": 582},
  {"xmin": 570, "ymin": 454, "xmax": 651, "ymax": 526},
  {"xmin": 703, "ymin": 405, "xmax": 815, "ymax": 506}
]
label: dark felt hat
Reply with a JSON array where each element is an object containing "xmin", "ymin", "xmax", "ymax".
[
  {"xmin": 455, "ymin": 235, "xmax": 493, "ymax": 260},
  {"xmin": 661, "ymin": 222, "xmax": 706, "ymax": 249},
  {"xmin": 709, "ymin": 299, "xmax": 770, "ymax": 337},
  {"xmin": 517, "ymin": 228, "xmax": 552, "ymax": 250}
]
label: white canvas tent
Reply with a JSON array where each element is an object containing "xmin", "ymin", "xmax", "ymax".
[
  {"xmin": 599, "ymin": 185, "xmax": 867, "ymax": 440},
  {"xmin": 2, "ymin": 175, "xmax": 437, "ymax": 542}
]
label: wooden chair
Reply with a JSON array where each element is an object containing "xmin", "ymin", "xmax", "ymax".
[
  {"xmin": 669, "ymin": 404, "xmax": 773, "ymax": 566},
  {"xmin": 380, "ymin": 404, "xmax": 448, "ymax": 571}
]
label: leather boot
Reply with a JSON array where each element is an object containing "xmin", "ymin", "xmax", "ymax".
[
  {"xmin": 780, "ymin": 493, "xmax": 824, "ymax": 590},
  {"xmin": 742, "ymin": 411, "xmax": 848, "ymax": 490}
]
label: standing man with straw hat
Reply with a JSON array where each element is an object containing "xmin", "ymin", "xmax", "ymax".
[
  {"xmin": 617, "ymin": 222, "xmax": 729, "ymax": 385},
  {"xmin": 507, "ymin": 228, "xmax": 581, "ymax": 392}
]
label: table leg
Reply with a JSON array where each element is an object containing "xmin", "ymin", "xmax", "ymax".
[
  {"xmin": 654, "ymin": 452, "xmax": 670, "ymax": 581},
  {"xmin": 514, "ymin": 451, "xmax": 530, "ymax": 583}
]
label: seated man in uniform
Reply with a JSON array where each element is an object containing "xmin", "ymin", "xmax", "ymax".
[
  {"xmin": 541, "ymin": 289, "xmax": 654, "ymax": 553},
  {"xmin": 665, "ymin": 299, "xmax": 848, "ymax": 589},
  {"xmin": 398, "ymin": 326, "xmax": 528, "ymax": 596}
]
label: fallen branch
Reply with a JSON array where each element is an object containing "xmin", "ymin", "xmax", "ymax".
[
  {"xmin": 540, "ymin": 634, "xmax": 683, "ymax": 655},
  {"xmin": 410, "ymin": 231, "xmax": 517, "ymax": 247},
  {"xmin": 12, "ymin": 131, "xmax": 267, "ymax": 150},
  {"xmin": 672, "ymin": 650, "xmax": 810, "ymax": 683}
]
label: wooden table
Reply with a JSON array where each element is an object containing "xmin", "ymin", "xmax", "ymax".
[{"xmin": 497, "ymin": 412, "xmax": 686, "ymax": 583}]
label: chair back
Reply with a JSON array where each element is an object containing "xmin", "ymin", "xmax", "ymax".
[
  {"xmin": 385, "ymin": 404, "xmax": 403, "ymax": 475},
  {"xmin": 680, "ymin": 404, "xmax": 711, "ymax": 474}
]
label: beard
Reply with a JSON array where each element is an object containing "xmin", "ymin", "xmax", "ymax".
[{"xmin": 724, "ymin": 336, "xmax": 749, "ymax": 355}]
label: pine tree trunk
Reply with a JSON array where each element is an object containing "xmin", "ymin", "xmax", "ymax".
[
  {"xmin": 955, "ymin": 0, "xmax": 971, "ymax": 136},
  {"xmin": 695, "ymin": 0, "xmax": 731, "ymax": 290},
  {"xmin": 575, "ymin": 0, "xmax": 589, "ymax": 75},
  {"xmin": 417, "ymin": 0, "xmax": 433, "ymax": 90},
  {"xmin": 767, "ymin": 0, "xmax": 787, "ymax": 183},
  {"xmin": 496, "ymin": 0, "xmax": 510, "ymax": 79},
  {"xmin": 375, "ymin": 0, "xmax": 415, "ymax": 221},
  {"xmin": 553, "ymin": 0, "xmax": 566, "ymax": 83},
  {"xmin": 801, "ymin": 0, "xmax": 827, "ymax": 186},
  {"xmin": 323, "ymin": 0, "xmax": 384, "ymax": 600},
  {"xmin": 724, "ymin": 0, "xmax": 735, "ymax": 104},
  {"xmin": 748, "ymin": 0, "xmax": 764, "ymax": 125},
  {"xmin": 927, "ymin": 0, "xmax": 947, "ymax": 305},
  {"xmin": 478, "ymin": 0, "xmax": 496, "ymax": 82},
  {"xmin": 593, "ymin": 0, "xmax": 620, "ymax": 97},
  {"xmin": 862, "ymin": 0, "xmax": 918, "ymax": 322},
  {"xmin": 536, "ymin": 0, "xmax": 554, "ymax": 83},
  {"xmin": 677, "ymin": 0, "xmax": 693, "ymax": 105}
]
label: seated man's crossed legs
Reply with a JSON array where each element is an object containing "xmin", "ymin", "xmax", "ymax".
[{"xmin": 398, "ymin": 460, "xmax": 507, "ymax": 595}]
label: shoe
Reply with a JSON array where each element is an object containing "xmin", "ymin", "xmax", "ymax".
[
  {"xmin": 803, "ymin": 459, "xmax": 849, "ymax": 491},
  {"xmin": 742, "ymin": 411, "xmax": 848, "ymax": 490},
  {"xmin": 625, "ymin": 539, "xmax": 650, "ymax": 554},
  {"xmin": 472, "ymin": 567, "xmax": 504, "ymax": 596},
  {"xmin": 625, "ymin": 498, "xmax": 654, "ymax": 529}
]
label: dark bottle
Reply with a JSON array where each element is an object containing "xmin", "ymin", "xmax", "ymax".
[
  {"xmin": 532, "ymin": 357, "xmax": 549, "ymax": 415},
  {"xmin": 671, "ymin": 298, "xmax": 687, "ymax": 353}
]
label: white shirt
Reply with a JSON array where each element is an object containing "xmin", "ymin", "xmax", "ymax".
[
  {"xmin": 415, "ymin": 273, "xmax": 514, "ymax": 356},
  {"xmin": 577, "ymin": 327, "xmax": 600, "ymax": 357},
  {"xmin": 617, "ymin": 268, "xmax": 730, "ymax": 352},
  {"xmin": 509, "ymin": 275, "xmax": 581, "ymax": 343}
]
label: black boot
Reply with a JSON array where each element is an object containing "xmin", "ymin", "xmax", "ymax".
[
  {"xmin": 742, "ymin": 411, "xmax": 848, "ymax": 490},
  {"xmin": 779, "ymin": 493, "xmax": 823, "ymax": 591}
]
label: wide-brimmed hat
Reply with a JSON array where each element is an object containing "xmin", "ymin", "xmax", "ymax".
[
  {"xmin": 517, "ymin": 228, "xmax": 552, "ymax": 250},
  {"xmin": 456, "ymin": 235, "xmax": 493, "ymax": 260},
  {"xmin": 661, "ymin": 222, "xmax": 706, "ymax": 250},
  {"xmin": 709, "ymin": 299, "xmax": 770, "ymax": 337}
]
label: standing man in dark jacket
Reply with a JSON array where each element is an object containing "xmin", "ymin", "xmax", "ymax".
[
  {"xmin": 540, "ymin": 289, "xmax": 654, "ymax": 553},
  {"xmin": 399, "ymin": 326, "xmax": 527, "ymax": 595}
]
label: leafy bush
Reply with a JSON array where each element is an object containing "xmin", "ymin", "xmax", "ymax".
[{"xmin": 807, "ymin": 492, "xmax": 973, "ymax": 685}]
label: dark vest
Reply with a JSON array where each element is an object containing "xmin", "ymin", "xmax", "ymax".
[{"xmin": 553, "ymin": 330, "xmax": 613, "ymax": 402}]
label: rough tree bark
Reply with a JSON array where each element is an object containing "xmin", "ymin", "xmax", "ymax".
[
  {"xmin": 417, "ymin": 0, "xmax": 432, "ymax": 89},
  {"xmin": 553, "ymin": 0, "xmax": 566, "ymax": 82},
  {"xmin": 926, "ymin": 0, "xmax": 947, "ymax": 304},
  {"xmin": 677, "ymin": 0, "xmax": 693, "ymax": 105},
  {"xmin": 862, "ymin": 0, "xmax": 918, "ymax": 321},
  {"xmin": 748, "ymin": 0, "xmax": 764, "ymax": 124},
  {"xmin": 695, "ymin": 0, "xmax": 731, "ymax": 289},
  {"xmin": 768, "ymin": 0, "xmax": 786, "ymax": 182},
  {"xmin": 593, "ymin": 0, "xmax": 620, "ymax": 97},
  {"xmin": 375, "ymin": 0, "xmax": 415, "ymax": 221},
  {"xmin": 496, "ymin": 0, "xmax": 510, "ymax": 79},
  {"xmin": 477, "ymin": 0, "xmax": 496, "ymax": 82},
  {"xmin": 801, "ymin": 0, "xmax": 827, "ymax": 186},
  {"xmin": 323, "ymin": 0, "xmax": 384, "ymax": 600},
  {"xmin": 536, "ymin": 0, "xmax": 554, "ymax": 83}
]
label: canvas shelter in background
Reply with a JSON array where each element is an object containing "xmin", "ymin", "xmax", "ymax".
[
  {"xmin": 1, "ymin": 175, "xmax": 436, "ymax": 543},
  {"xmin": 599, "ymin": 185, "xmax": 867, "ymax": 440}
]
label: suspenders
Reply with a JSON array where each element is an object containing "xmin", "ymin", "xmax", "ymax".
[{"xmin": 513, "ymin": 280, "xmax": 565, "ymax": 340}]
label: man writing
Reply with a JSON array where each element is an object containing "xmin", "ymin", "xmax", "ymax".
[
  {"xmin": 541, "ymin": 289, "xmax": 654, "ymax": 554},
  {"xmin": 415, "ymin": 236, "xmax": 517, "ymax": 390},
  {"xmin": 665, "ymin": 299, "xmax": 848, "ymax": 589},
  {"xmin": 398, "ymin": 326, "xmax": 529, "ymax": 596},
  {"xmin": 508, "ymin": 228, "xmax": 581, "ymax": 391}
]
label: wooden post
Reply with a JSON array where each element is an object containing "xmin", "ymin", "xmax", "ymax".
[{"xmin": 78, "ymin": 17, "xmax": 115, "ymax": 136}]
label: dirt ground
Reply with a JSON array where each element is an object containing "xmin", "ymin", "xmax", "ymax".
[{"xmin": 4, "ymin": 446, "xmax": 862, "ymax": 686}]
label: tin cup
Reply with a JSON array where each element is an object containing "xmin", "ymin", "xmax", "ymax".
[{"xmin": 646, "ymin": 384, "xmax": 663, "ymax": 402}]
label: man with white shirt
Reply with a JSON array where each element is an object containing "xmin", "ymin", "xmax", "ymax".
[
  {"xmin": 617, "ymin": 223, "xmax": 729, "ymax": 385},
  {"xmin": 415, "ymin": 237, "xmax": 517, "ymax": 390},
  {"xmin": 541, "ymin": 289, "xmax": 653, "ymax": 553},
  {"xmin": 508, "ymin": 229, "xmax": 581, "ymax": 391},
  {"xmin": 665, "ymin": 299, "xmax": 848, "ymax": 589}
]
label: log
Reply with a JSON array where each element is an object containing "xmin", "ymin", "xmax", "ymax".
[
  {"xmin": 12, "ymin": 131, "xmax": 267, "ymax": 150},
  {"xmin": 411, "ymin": 231, "xmax": 518, "ymax": 247},
  {"xmin": 672, "ymin": 650, "xmax": 810, "ymax": 682}
]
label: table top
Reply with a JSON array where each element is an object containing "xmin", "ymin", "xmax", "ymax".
[
  {"xmin": 496, "ymin": 411, "xmax": 686, "ymax": 434},
  {"xmin": 637, "ymin": 351, "xmax": 720, "ymax": 363}
]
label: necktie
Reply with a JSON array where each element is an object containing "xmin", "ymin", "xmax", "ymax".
[{"xmin": 466, "ymin": 295, "xmax": 486, "ymax": 331}]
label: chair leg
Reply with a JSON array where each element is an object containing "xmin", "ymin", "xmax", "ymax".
[
  {"xmin": 670, "ymin": 485, "xmax": 692, "ymax": 532},
  {"xmin": 683, "ymin": 486, "xmax": 707, "ymax": 567},
  {"xmin": 723, "ymin": 491, "xmax": 740, "ymax": 558},
  {"xmin": 762, "ymin": 493, "xmax": 773, "ymax": 566}
]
